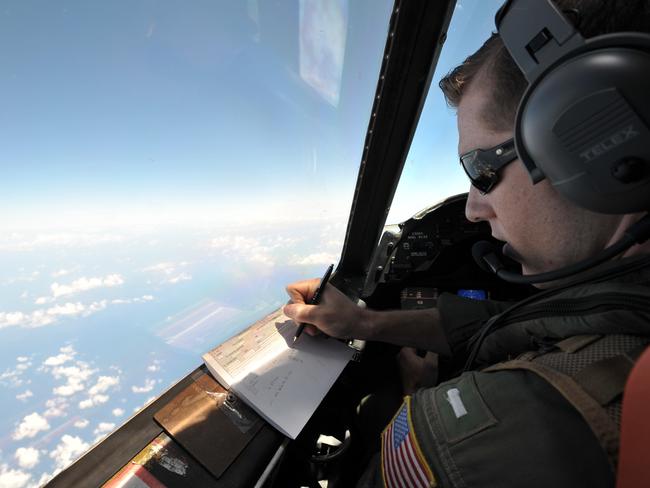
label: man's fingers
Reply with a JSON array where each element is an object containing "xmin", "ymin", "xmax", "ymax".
[
  {"xmin": 283, "ymin": 303, "xmax": 318, "ymax": 325},
  {"xmin": 398, "ymin": 347, "xmax": 418, "ymax": 359},
  {"xmin": 285, "ymin": 278, "xmax": 321, "ymax": 304},
  {"xmin": 283, "ymin": 304, "xmax": 322, "ymax": 336},
  {"xmin": 304, "ymin": 324, "xmax": 319, "ymax": 336},
  {"xmin": 285, "ymin": 287, "xmax": 307, "ymax": 304}
]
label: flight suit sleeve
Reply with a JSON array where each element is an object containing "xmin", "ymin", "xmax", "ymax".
[
  {"xmin": 378, "ymin": 370, "xmax": 615, "ymax": 488},
  {"xmin": 436, "ymin": 293, "xmax": 511, "ymax": 355}
]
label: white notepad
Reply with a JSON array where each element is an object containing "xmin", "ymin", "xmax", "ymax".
[{"xmin": 202, "ymin": 308, "xmax": 354, "ymax": 439}]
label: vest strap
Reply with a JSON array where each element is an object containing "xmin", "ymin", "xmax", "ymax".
[
  {"xmin": 575, "ymin": 354, "xmax": 635, "ymax": 406},
  {"xmin": 554, "ymin": 334, "xmax": 602, "ymax": 353}
]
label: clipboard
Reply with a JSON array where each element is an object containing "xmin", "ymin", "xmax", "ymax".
[{"xmin": 154, "ymin": 370, "xmax": 264, "ymax": 478}]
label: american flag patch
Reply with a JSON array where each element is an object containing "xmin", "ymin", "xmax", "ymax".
[{"xmin": 381, "ymin": 397, "xmax": 436, "ymax": 488}]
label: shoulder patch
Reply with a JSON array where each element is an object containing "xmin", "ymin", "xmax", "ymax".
[
  {"xmin": 434, "ymin": 373, "xmax": 498, "ymax": 444},
  {"xmin": 381, "ymin": 396, "xmax": 437, "ymax": 488}
]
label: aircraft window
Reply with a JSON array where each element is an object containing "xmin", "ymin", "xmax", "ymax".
[
  {"xmin": 386, "ymin": 0, "xmax": 505, "ymax": 225},
  {"xmin": 0, "ymin": 0, "xmax": 392, "ymax": 483}
]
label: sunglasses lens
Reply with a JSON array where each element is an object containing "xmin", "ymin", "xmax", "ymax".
[{"xmin": 461, "ymin": 152, "xmax": 497, "ymax": 193}]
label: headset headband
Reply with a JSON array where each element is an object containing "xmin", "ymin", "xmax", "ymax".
[
  {"xmin": 494, "ymin": 0, "xmax": 650, "ymax": 214},
  {"xmin": 496, "ymin": 0, "xmax": 584, "ymax": 83}
]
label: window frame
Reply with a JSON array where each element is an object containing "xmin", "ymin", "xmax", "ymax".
[{"xmin": 334, "ymin": 0, "xmax": 456, "ymax": 296}]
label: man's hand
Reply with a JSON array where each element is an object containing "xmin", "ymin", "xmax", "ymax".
[
  {"xmin": 283, "ymin": 279, "xmax": 451, "ymax": 355},
  {"xmin": 283, "ymin": 278, "xmax": 369, "ymax": 340}
]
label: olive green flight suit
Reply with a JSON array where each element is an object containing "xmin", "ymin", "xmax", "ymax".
[{"xmin": 366, "ymin": 255, "xmax": 650, "ymax": 488}]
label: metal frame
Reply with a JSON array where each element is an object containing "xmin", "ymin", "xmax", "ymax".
[
  {"xmin": 47, "ymin": 0, "xmax": 457, "ymax": 485},
  {"xmin": 336, "ymin": 0, "xmax": 457, "ymax": 296}
]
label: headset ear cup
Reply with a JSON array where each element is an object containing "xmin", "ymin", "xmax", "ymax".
[{"xmin": 515, "ymin": 34, "xmax": 650, "ymax": 214}]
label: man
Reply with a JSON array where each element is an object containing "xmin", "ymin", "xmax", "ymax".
[{"xmin": 284, "ymin": 0, "xmax": 650, "ymax": 486}]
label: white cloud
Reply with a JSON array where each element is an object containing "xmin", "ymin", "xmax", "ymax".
[
  {"xmin": 51, "ymin": 268, "xmax": 72, "ymax": 278},
  {"xmin": 0, "ymin": 464, "xmax": 31, "ymax": 488},
  {"xmin": 14, "ymin": 447, "xmax": 39, "ymax": 469},
  {"xmin": 78, "ymin": 399, "xmax": 92, "ymax": 409},
  {"xmin": 146, "ymin": 360, "xmax": 161, "ymax": 373},
  {"xmin": 53, "ymin": 377, "xmax": 87, "ymax": 396},
  {"xmin": 49, "ymin": 302, "xmax": 85, "ymax": 316},
  {"xmin": 1, "ymin": 299, "xmax": 110, "ymax": 330},
  {"xmin": 111, "ymin": 295, "xmax": 154, "ymax": 305},
  {"xmin": 131, "ymin": 378, "xmax": 156, "ymax": 394},
  {"xmin": 166, "ymin": 273, "xmax": 192, "ymax": 284},
  {"xmin": 93, "ymin": 433, "xmax": 109, "ymax": 444},
  {"xmin": 78, "ymin": 394, "xmax": 108, "ymax": 410},
  {"xmin": 0, "ymin": 312, "xmax": 30, "ymax": 328},
  {"xmin": 12, "ymin": 412, "xmax": 50, "ymax": 440},
  {"xmin": 73, "ymin": 419, "xmax": 89, "ymax": 429},
  {"xmin": 43, "ymin": 350, "xmax": 75, "ymax": 367},
  {"xmin": 88, "ymin": 375, "xmax": 119, "ymax": 396},
  {"xmin": 49, "ymin": 274, "xmax": 124, "ymax": 299},
  {"xmin": 93, "ymin": 394, "xmax": 109, "ymax": 404},
  {"xmin": 133, "ymin": 396, "xmax": 156, "ymax": 413},
  {"xmin": 112, "ymin": 408, "xmax": 125, "ymax": 417},
  {"xmin": 15, "ymin": 390, "xmax": 33, "ymax": 402},
  {"xmin": 0, "ymin": 357, "xmax": 33, "ymax": 388},
  {"xmin": 93, "ymin": 422, "xmax": 115, "ymax": 435},
  {"xmin": 15, "ymin": 361, "xmax": 31, "ymax": 372},
  {"xmin": 44, "ymin": 397, "xmax": 69, "ymax": 418},
  {"xmin": 92, "ymin": 422, "xmax": 117, "ymax": 444},
  {"xmin": 143, "ymin": 262, "xmax": 178, "ymax": 275},
  {"xmin": 50, "ymin": 360, "xmax": 97, "ymax": 398},
  {"xmin": 144, "ymin": 262, "xmax": 193, "ymax": 285},
  {"xmin": 0, "ymin": 374, "xmax": 24, "ymax": 388},
  {"xmin": 290, "ymin": 252, "xmax": 339, "ymax": 266},
  {"xmin": 75, "ymin": 375, "xmax": 118, "ymax": 409},
  {"xmin": 32, "ymin": 472, "xmax": 54, "ymax": 488},
  {"xmin": 86, "ymin": 300, "xmax": 108, "ymax": 314},
  {"xmin": 49, "ymin": 435, "xmax": 89, "ymax": 471}
]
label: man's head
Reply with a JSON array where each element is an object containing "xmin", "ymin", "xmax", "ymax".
[{"xmin": 440, "ymin": 0, "xmax": 650, "ymax": 280}]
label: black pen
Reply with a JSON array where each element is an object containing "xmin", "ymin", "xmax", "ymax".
[{"xmin": 292, "ymin": 263, "xmax": 334, "ymax": 344}]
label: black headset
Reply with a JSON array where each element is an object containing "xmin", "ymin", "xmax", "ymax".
[
  {"xmin": 496, "ymin": 0, "xmax": 650, "ymax": 214},
  {"xmin": 472, "ymin": 0, "xmax": 650, "ymax": 285}
]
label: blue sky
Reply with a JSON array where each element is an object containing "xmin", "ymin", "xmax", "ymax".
[
  {"xmin": 0, "ymin": 0, "xmax": 390, "ymax": 228},
  {"xmin": 0, "ymin": 1, "xmax": 504, "ymax": 486}
]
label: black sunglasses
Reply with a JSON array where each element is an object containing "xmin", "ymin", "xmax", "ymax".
[{"xmin": 459, "ymin": 138, "xmax": 518, "ymax": 194}]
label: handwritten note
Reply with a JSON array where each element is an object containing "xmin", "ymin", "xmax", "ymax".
[{"xmin": 203, "ymin": 308, "xmax": 354, "ymax": 439}]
